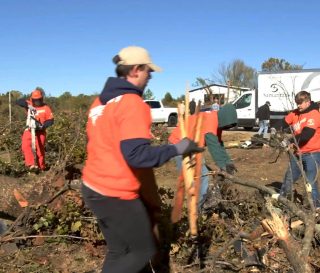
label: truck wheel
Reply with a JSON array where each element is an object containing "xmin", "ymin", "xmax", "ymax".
[{"xmin": 168, "ymin": 115, "xmax": 177, "ymax": 127}]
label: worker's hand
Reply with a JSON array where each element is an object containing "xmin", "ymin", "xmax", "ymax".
[
  {"xmin": 255, "ymin": 118, "xmax": 259, "ymax": 125},
  {"xmin": 280, "ymin": 138, "xmax": 291, "ymax": 150},
  {"xmin": 270, "ymin": 127, "xmax": 277, "ymax": 136},
  {"xmin": 28, "ymin": 104, "xmax": 37, "ymax": 114},
  {"xmin": 265, "ymin": 120, "xmax": 270, "ymax": 126},
  {"xmin": 226, "ymin": 163, "xmax": 237, "ymax": 175},
  {"xmin": 175, "ymin": 137, "xmax": 204, "ymax": 156},
  {"xmin": 36, "ymin": 124, "xmax": 44, "ymax": 131}
]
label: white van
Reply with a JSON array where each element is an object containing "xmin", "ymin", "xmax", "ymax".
[{"xmin": 233, "ymin": 69, "xmax": 320, "ymax": 129}]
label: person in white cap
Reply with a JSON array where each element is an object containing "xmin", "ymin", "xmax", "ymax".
[{"xmin": 81, "ymin": 46, "xmax": 203, "ymax": 273}]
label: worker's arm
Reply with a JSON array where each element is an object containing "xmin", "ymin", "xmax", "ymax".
[
  {"xmin": 121, "ymin": 137, "xmax": 203, "ymax": 168},
  {"xmin": 293, "ymin": 127, "xmax": 315, "ymax": 148},
  {"xmin": 121, "ymin": 138, "xmax": 177, "ymax": 168},
  {"xmin": 120, "ymin": 95, "xmax": 203, "ymax": 168},
  {"xmin": 35, "ymin": 119, "xmax": 54, "ymax": 131},
  {"xmin": 41, "ymin": 119, "xmax": 54, "ymax": 129},
  {"xmin": 205, "ymin": 133, "xmax": 236, "ymax": 174},
  {"xmin": 16, "ymin": 98, "xmax": 28, "ymax": 109},
  {"xmin": 205, "ymin": 133, "xmax": 231, "ymax": 168}
]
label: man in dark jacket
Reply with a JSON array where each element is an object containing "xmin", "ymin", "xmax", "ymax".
[
  {"xmin": 256, "ymin": 101, "xmax": 271, "ymax": 137},
  {"xmin": 189, "ymin": 98, "xmax": 196, "ymax": 115}
]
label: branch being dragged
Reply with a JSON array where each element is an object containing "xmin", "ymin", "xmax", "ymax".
[
  {"xmin": 217, "ymin": 172, "xmax": 315, "ymax": 264},
  {"xmin": 219, "ymin": 171, "xmax": 312, "ymax": 224}
]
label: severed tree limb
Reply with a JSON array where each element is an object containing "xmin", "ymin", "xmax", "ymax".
[
  {"xmin": 171, "ymin": 173, "xmax": 185, "ymax": 223},
  {"xmin": 171, "ymin": 101, "xmax": 203, "ymax": 224},
  {"xmin": 219, "ymin": 172, "xmax": 315, "ymax": 269},
  {"xmin": 188, "ymin": 108, "xmax": 203, "ymax": 239},
  {"xmin": 1, "ymin": 234, "xmax": 90, "ymax": 243},
  {"xmin": 178, "ymin": 103, "xmax": 197, "ymax": 235},
  {"xmin": 286, "ymin": 149, "xmax": 316, "ymax": 258},
  {"xmin": 221, "ymin": 172, "xmax": 305, "ymax": 219},
  {"xmin": 262, "ymin": 199, "xmax": 312, "ymax": 273},
  {"xmin": 1, "ymin": 207, "xmax": 32, "ymax": 238},
  {"xmin": 177, "ymin": 95, "xmax": 205, "ymax": 237},
  {"xmin": 44, "ymin": 178, "xmax": 82, "ymax": 205}
]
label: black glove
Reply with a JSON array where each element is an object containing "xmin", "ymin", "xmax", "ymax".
[
  {"xmin": 175, "ymin": 137, "xmax": 204, "ymax": 156},
  {"xmin": 35, "ymin": 120, "xmax": 44, "ymax": 131},
  {"xmin": 225, "ymin": 163, "xmax": 237, "ymax": 175}
]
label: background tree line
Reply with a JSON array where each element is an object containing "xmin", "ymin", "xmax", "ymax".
[
  {"xmin": 0, "ymin": 91, "xmax": 97, "ymax": 124},
  {"xmin": 0, "ymin": 88, "xmax": 185, "ymax": 123},
  {"xmin": 0, "ymin": 56, "xmax": 304, "ymax": 174},
  {"xmin": 194, "ymin": 57, "xmax": 303, "ymax": 93},
  {"xmin": 0, "ymin": 56, "xmax": 303, "ymax": 124}
]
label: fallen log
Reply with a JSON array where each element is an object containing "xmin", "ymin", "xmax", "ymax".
[{"xmin": 212, "ymin": 172, "xmax": 316, "ymax": 271}]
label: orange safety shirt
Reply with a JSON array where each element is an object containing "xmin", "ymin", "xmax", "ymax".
[
  {"xmin": 82, "ymin": 94, "xmax": 153, "ymax": 200},
  {"xmin": 27, "ymin": 100, "xmax": 53, "ymax": 125},
  {"xmin": 168, "ymin": 110, "xmax": 219, "ymax": 145},
  {"xmin": 285, "ymin": 108, "xmax": 320, "ymax": 153}
]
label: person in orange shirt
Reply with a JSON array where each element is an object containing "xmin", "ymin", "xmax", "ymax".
[
  {"xmin": 273, "ymin": 91, "xmax": 320, "ymax": 208},
  {"xmin": 81, "ymin": 46, "xmax": 203, "ymax": 273},
  {"xmin": 16, "ymin": 88, "xmax": 54, "ymax": 171},
  {"xmin": 169, "ymin": 103, "xmax": 238, "ymax": 210}
]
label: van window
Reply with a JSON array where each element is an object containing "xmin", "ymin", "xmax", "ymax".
[{"xmin": 234, "ymin": 94, "xmax": 252, "ymax": 109}]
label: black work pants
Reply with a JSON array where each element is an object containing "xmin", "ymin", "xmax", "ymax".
[{"xmin": 82, "ymin": 184, "xmax": 156, "ymax": 273}]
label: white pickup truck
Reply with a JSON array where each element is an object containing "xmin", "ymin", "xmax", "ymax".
[{"xmin": 144, "ymin": 100, "xmax": 178, "ymax": 127}]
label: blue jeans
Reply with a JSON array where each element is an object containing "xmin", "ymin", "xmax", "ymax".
[
  {"xmin": 175, "ymin": 156, "xmax": 209, "ymax": 208},
  {"xmin": 258, "ymin": 120, "xmax": 269, "ymax": 136},
  {"xmin": 280, "ymin": 152, "xmax": 320, "ymax": 207}
]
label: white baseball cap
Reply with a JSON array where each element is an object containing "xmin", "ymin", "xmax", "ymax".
[{"xmin": 117, "ymin": 46, "xmax": 162, "ymax": 72}]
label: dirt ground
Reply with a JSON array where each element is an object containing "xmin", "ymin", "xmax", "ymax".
[
  {"xmin": 0, "ymin": 130, "xmax": 297, "ymax": 273},
  {"xmin": 156, "ymin": 130, "xmax": 288, "ymax": 191}
]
